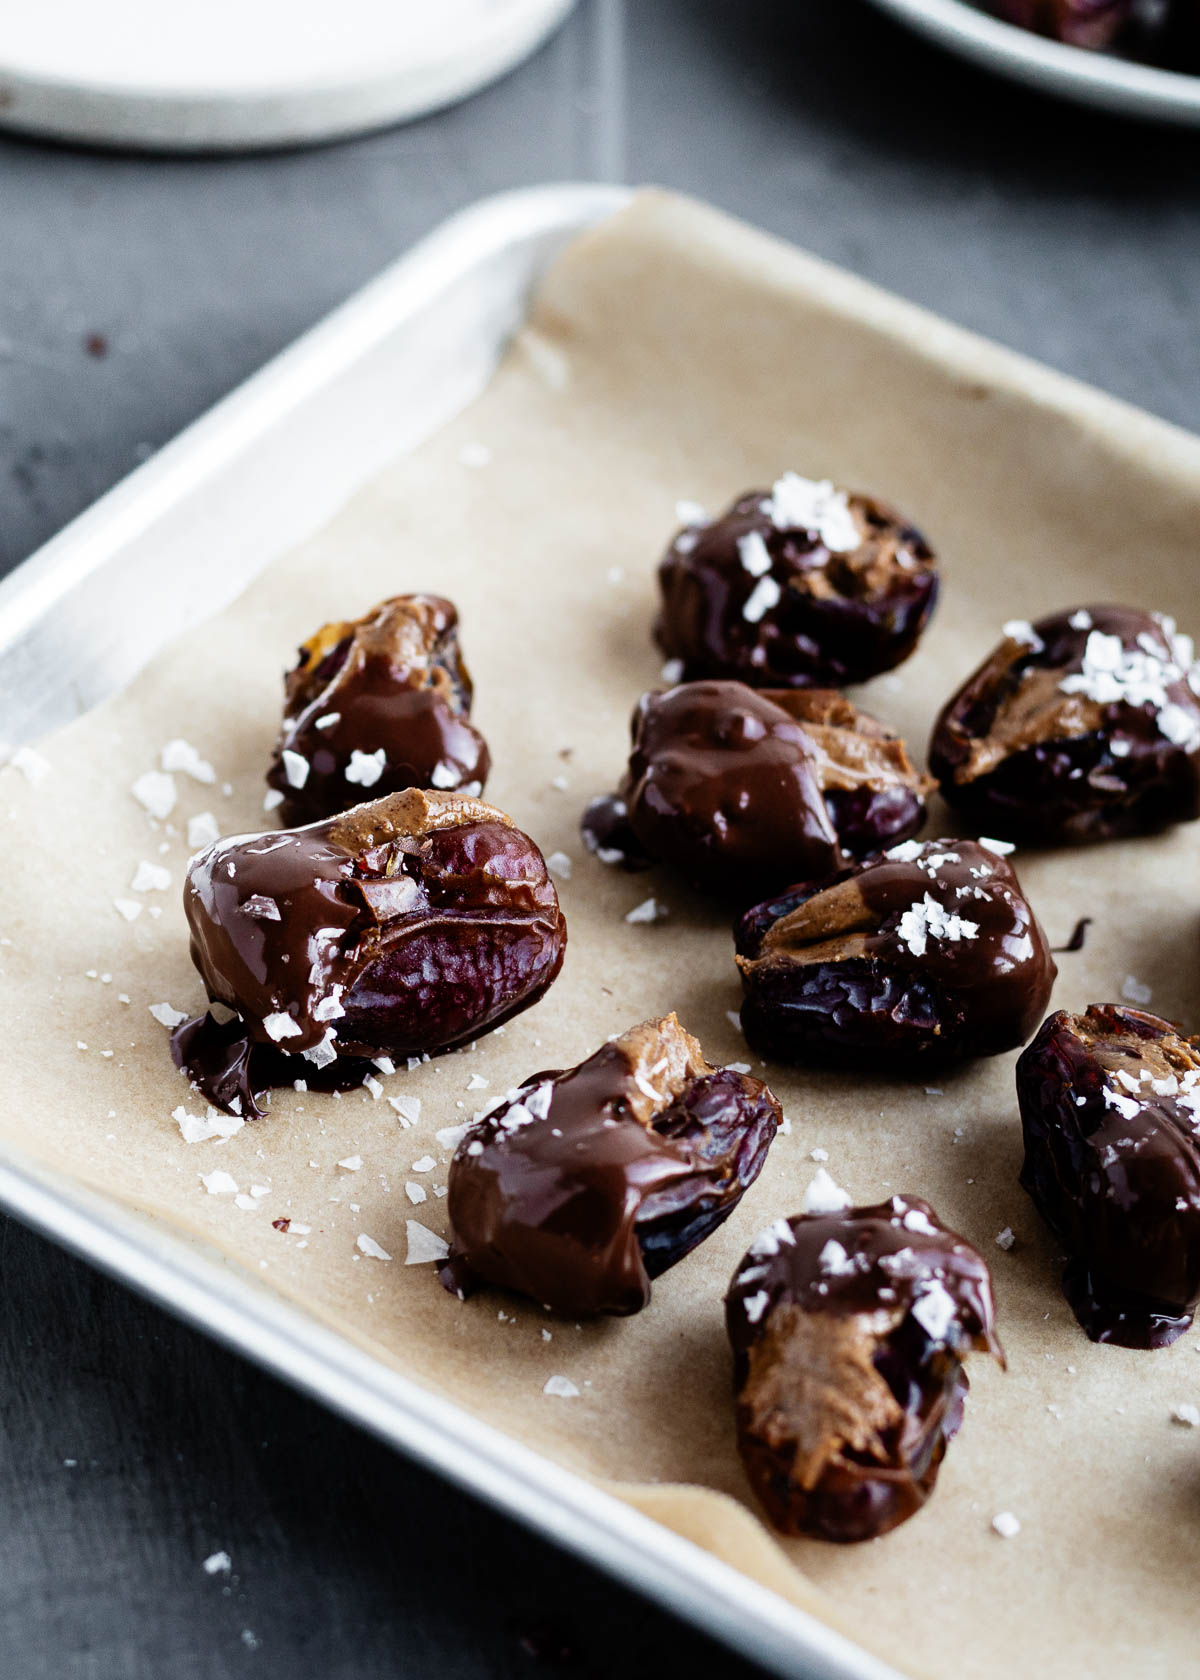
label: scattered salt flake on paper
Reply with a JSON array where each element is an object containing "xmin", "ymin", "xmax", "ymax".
[
  {"xmin": 546, "ymin": 850, "xmax": 572, "ymax": 880},
  {"xmin": 625, "ymin": 897, "xmax": 665, "ymax": 925},
  {"xmin": 131, "ymin": 770, "xmax": 176, "ymax": 819},
  {"xmin": 202, "ymin": 1551, "xmax": 232, "ymax": 1575},
  {"xmin": 1122, "ymin": 975, "xmax": 1153, "ymax": 1005},
  {"xmin": 810, "ymin": 1147, "xmax": 829, "ymax": 1162},
  {"xmin": 977, "ymin": 836, "xmax": 1016, "ymax": 856},
  {"xmin": 995, "ymin": 1227, "xmax": 1016, "ymax": 1251},
  {"xmin": 113, "ymin": 898, "xmax": 143, "ymax": 923},
  {"xmin": 345, "ymin": 747, "xmax": 386, "ymax": 787},
  {"xmin": 9, "ymin": 745, "xmax": 50, "ymax": 784},
  {"xmin": 543, "ymin": 1375, "xmax": 580, "ymax": 1398},
  {"xmin": 234, "ymin": 1194, "xmax": 258, "ymax": 1211},
  {"xmin": 373, "ymin": 1056, "xmax": 395, "ymax": 1075},
  {"xmin": 466, "ymin": 1072, "xmax": 488, "ymax": 1091},
  {"xmin": 1171, "ymin": 1402, "xmax": 1200, "ymax": 1427},
  {"xmin": 200, "ymin": 1170, "xmax": 238, "ymax": 1196},
  {"xmin": 435, "ymin": 1121, "xmax": 473, "ymax": 1152},
  {"xmin": 263, "ymin": 789, "xmax": 284, "ymax": 812},
  {"xmin": 149, "ymin": 1002, "xmax": 188, "ymax": 1028},
  {"xmin": 406, "ymin": 1182, "xmax": 427, "ymax": 1205},
  {"xmin": 389, "ymin": 1094, "xmax": 421, "ymax": 1127},
  {"xmin": 131, "ymin": 860, "xmax": 170, "ymax": 893},
  {"xmin": 161, "ymin": 739, "xmax": 216, "ymax": 783},
  {"xmin": 174, "ymin": 1105, "xmax": 243, "ymax": 1143},
  {"xmin": 262, "ymin": 1011, "xmax": 301, "ymax": 1042},
  {"xmin": 411, "ymin": 1155, "xmax": 436, "ymax": 1173},
  {"xmin": 356, "ymin": 1233, "xmax": 392, "ymax": 1261},
  {"xmin": 404, "ymin": 1221, "xmax": 448, "ymax": 1265},
  {"xmin": 250, "ymin": 1185, "xmax": 269, "ymax": 1198},
  {"xmin": 726, "ymin": 1010, "xmax": 741, "ymax": 1030},
  {"xmin": 338, "ymin": 1156, "xmax": 363, "ymax": 1172},
  {"xmin": 187, "ymin": 812, "xmax": 220, "ymax": 850},
  {"xmin": 363, "ymin": 1075, "xmax": 383, "ymax": 1100},
  {"xmin": 660, "ymin": 658, "xmax": 684, "ymax": 683},
  {"xmin": 802, "ymin": 1168, "xmax": 852, "ymax": 1215},
  {"xmin": 991, "ymin": 1512, "xmax": 1021, "ymax": 1539},
  {"xmin": 675, "ymin": 499, "xmax": 706, "ymax": 525}
]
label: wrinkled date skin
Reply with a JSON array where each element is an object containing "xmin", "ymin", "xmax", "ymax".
[
  {"xmin": 726, "ymin": 1197, "xmax": 1002, "ymax": 1542},
  {"xmin": 1017, "ymin": 1004, "xmax": 1200, "ymax": 1349},
  {"xmin": 580, "ymin": 681, "xmax": 930, "ymax": 898},
  {"xmin": 654, "ymin": 475, "xmax": 938, "ymax": 690},
  {"xmin": 265, "ymin": 594, "xmax": 491, "ymax": 825},
  {"xmin": 438, "ymin": 1015, "xmax": 781, "ymax": 1316},
  {"xmin": 988, "ymin": 0, "xmax": 1132, "ymax": 47},
  {"xmin": 735, "ymin": 838, "xmax": 1056, "ymax": 1070},
  {"xmin": 929, "ymin": 605, "xmax": 1200, "ymax": 845},
  {"xmin": 173, "ymin": 788, "xmax": 565, "ymax": 1117}
]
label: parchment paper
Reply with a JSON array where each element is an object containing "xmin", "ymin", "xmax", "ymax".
[{"xmin": 4, "ymin": 190, "xmax": 1200, "ymax": 1680}]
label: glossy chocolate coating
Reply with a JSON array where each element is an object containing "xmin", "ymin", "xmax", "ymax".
[
  {"xmin": 989, "ymin": 0, "xmax": 1132, "ymax": 46},
  {"xmin": 735, "ymin": 838, "xmax": 1056, "ymax": 1070},
  {"xmin": 176, "ymin": 788, "xmax": 565, "ymax": 1115},
  {"xmin": 930, "ymin": 605, "xmax": 1200, "ymax": 845},
  {"xmin": 726, "ymin": 1197, "xmax": 1002, "ymax": 1542},
  {"xmin": 439, "ymin": 1015, "xmax": 781, "ymax": 1316},
  {"xmin": 1017, "ymin": 1004, "xmax": 1200, "ymax": 1348},
  {"xmin": 265, "ymin": 594, "xmax": 490, "ymax": 825},
  {"xmin": 654, "ymin": 481, "xmax": 937, "ymax": 690},
  {"xmin": 586, "ymin": 681, "xmax": 929, "ymax": 899}
]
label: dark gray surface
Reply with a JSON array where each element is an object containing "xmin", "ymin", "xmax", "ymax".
[{"xmin": 0, "ymin": 1, "xmax": 1198, "ymax": 1674}]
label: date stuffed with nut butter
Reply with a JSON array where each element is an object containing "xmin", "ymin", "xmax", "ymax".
[
  {"xmin": 726, "ymin": 1194, "xmax": 1002, "ymax": 1542},
  {"xmin": 438, "ymin": 1015, "xmax": 781, "ymax": 1316},
  {"xmin": 580, "ymin": 681, "xmax": 929, "ymax": 897},
  {"xmin": 174, "ymin": 788, "xmax": 565, "ymax": 1117},
  {"xmin": 654, "ymin": 474, "xmax": 938, "ymax": 690},
  {"xmin": 988, "ymin": 0, "xmax": 1132, "ymax": 47},
  {"xmin": 930, "ymin": 606, "xmax": 1200, "ymax": 844},
  {"xmin": 1017, "ymin": 1005, "xmax": 1200, "ymax": 1349},
  {"xmin": 735, "ymin": 838, "xmax": 1056, "ymax": 1070},
  {"xmin": 266, "ymin": 594, "xmax": 490, "ymax": 825}
]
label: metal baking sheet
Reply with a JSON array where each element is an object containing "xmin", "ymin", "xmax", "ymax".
[{"xmin": 0, "ymin": 183, "xmax": 903, "ymax": 1680}]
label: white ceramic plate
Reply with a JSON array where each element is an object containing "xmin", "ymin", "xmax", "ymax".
[
  {"xmin": 0, "ymin": 0, "xmax": 577, "ymax": 151},
  {"xmin": 865, "ymin": 0, "xmax": 1200, "ymax": 123}
]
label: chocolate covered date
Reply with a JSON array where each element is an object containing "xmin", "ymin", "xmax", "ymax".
[
  {"xmin": 175, "ymin": 788, "xmax": 565, "ymax": 1116},
  {"xmin": 581, "ymin": 681, "xmax": 929, "ymax": 897},
  {"xmin": 988, "ymin": 0, "xmax": 1132, "ymax": 47},
  {"xmin": 1017, "ymin": 1004, "xmax": 1200, "ymax": 1348},
  {"xmin": 265, "ymin": 594, "xmax": 490, "ymax": 825},
  {"xmin": 654, "ymin": 474, "xmax": 937, "ymax": 689},
  {"xmin": 438, "ymin": 1015, "xmax": 781, "ymax": 1316},
  {"xmin": 735, "ymin": 838, "xmax": 1056, "ymax": 1069},
  {"xmin": 929, "ymin": 606, "xmax": 1200, "ymax": 844},
  {"xmin": 726, "ymin": 1194, "xmax": 1002, "ymax": 1542}
]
